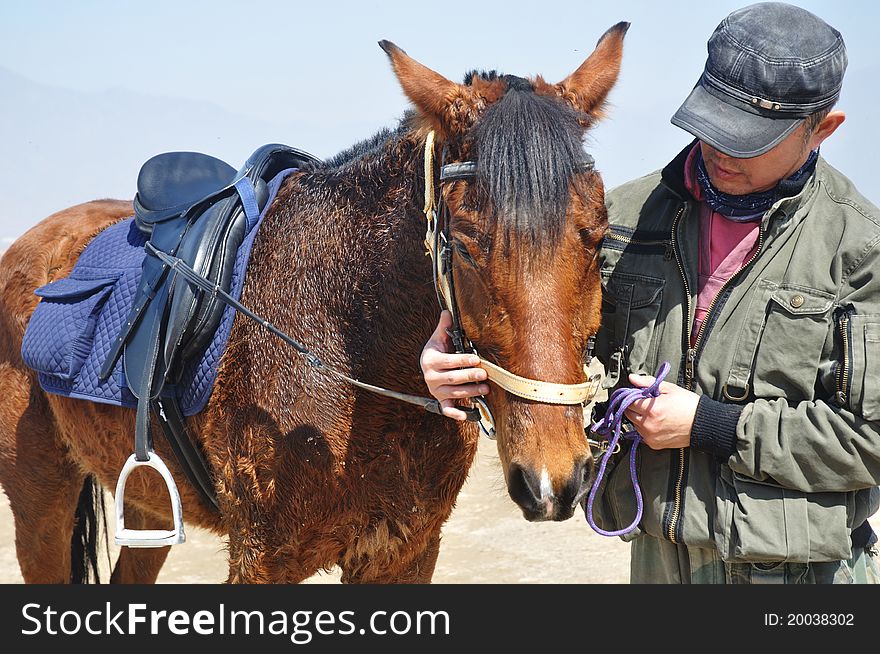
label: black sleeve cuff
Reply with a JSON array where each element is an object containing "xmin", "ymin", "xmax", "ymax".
[
  {"xmin": 851, "ymin": 520, "xmax": 878, "ymax": 550},
  {"xmin": 690, "ymin": 395, "xmax": 742, "ymax": 460}
]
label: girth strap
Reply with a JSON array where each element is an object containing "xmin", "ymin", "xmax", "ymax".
[
  {"xmin": 234, "ymin": 177, "xmax": 261, "ymax": 232},
  {"xmin": 153, "ymin": 397, "xmax": 220, "ymax": 512}
]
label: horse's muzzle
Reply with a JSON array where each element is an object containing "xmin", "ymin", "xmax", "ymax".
[{"xmin": 507, "ymin": 458, "xmax": 592, "ymax": 522}]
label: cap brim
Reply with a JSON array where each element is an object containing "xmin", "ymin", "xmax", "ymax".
[{"xmin": 671, "ymin": 83, "xmax": 804, "ymax": 158}]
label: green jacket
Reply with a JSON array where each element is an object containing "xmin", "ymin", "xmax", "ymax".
[{"xmin": 592, "ymin": 144, "xmax": 880, "ymax": 562}]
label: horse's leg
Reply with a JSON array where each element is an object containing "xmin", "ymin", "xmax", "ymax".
[
  {"xmin": 109, "ymin": 504, "xmax": 172, "ymax": 584},
  {"xmin": 394, "ymin": 530, "xmax": 442, "ymax": 583},
  {"xmin": 224, "ymin": 521, "xmax": 314, "ymax": 584},
  {"xmin": 0, "ymin": 366, "xmax": 88, "ymax": 583},
  {"xmin": 340, "ymin": 526, "xmax": 443, "ymax": 584}
]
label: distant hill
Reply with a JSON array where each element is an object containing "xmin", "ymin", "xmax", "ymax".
[
  {"xmin": 3, "ymin": 60, "xmax": 877, "ymax": 248},
  {"xmin": 0, "ymin": 67, "xmax": 343, "ymax": 242}
]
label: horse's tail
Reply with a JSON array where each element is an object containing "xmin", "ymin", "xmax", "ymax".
[{"xmin": 70, "ymin": 474, "xmax": 108, "ymax": 584}]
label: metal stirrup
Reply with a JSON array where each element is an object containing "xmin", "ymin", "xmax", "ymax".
[{"xmin": 114, "ymin": 452, "xmax": 186, "ymax": 547}]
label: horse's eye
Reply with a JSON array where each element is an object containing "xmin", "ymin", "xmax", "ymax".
[{"xmin": 452, "ymin": 240, "xmax": 479, "ymax": 268}]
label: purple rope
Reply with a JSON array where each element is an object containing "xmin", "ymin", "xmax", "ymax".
[{"xmin": 585, "ymin": 361, "xmax": 671, "ymax": 537}]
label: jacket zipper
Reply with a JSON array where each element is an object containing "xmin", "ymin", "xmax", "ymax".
[
  {"xmin": 666, "ymin": 203, "xmax": 766, "ymax": 543},
  {"xmin": 667, "ymin": 204, "xmax": 689, "ymax": 543},
  {"xmin": 604, "ymin": 230, "xmax": 674, "ymax": 260},
  {"xmin": 835, "ymin": 307, "xmax": 854, "ymax": 406}
]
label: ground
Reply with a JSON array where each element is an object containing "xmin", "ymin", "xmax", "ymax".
[{"xmin": 0, "ymin": 437, "xmax": 631, "ymax": 584}]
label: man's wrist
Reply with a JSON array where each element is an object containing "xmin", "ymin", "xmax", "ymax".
[{"xmin": 689, "ymin": 395, "xmax": 742, "ymax": 459}]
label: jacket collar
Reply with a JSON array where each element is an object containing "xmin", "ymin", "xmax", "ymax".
[
  {"xmin": 660, "ymin": 139, "xmax": 821, "ymax": 231},
  {"xmin": 660, "ymin": 140, "xmax": 697, "ymax": 201}
]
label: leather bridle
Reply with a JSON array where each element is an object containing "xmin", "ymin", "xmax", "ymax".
[
  {"xmin": 150, "ymin": 131, "xmax": 604, "ymax": 441},
  {"xmin": 422, "ymin": 131, "xmax": 603, "ymax": 438}
]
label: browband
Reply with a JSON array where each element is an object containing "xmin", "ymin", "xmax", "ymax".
[{"xmin": 439, "ymin": 154, "xmax": 595, "ymax": 182}]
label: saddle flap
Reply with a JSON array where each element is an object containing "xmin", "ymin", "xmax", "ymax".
[{"xmin": 163, "ymin": 180, "xmax": 270, "ymax": 370}]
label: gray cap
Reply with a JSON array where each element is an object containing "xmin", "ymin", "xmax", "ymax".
[{"xmin": 671, "ymin": 2, "xmax": 847, "ymax": 158}]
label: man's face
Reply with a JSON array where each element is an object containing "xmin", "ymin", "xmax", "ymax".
[{"xmin": 699, "ymin": 123, "xmax": 813, "ymax": 196}]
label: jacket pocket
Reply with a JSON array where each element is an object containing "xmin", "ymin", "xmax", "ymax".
[
  {"xmin": 847, "ymin": 316, "xmax": 880, "ymax": 421},
  {"xmin": 596, "ymin": 270, "xmax": 665, "ymax": 387},
  {"xmin": 752, "ymin": 285, "xmax": 834, "ymax": 400},
  {"xmin": 21, "ymin": 276, "xmax": 119, "ymax": 381},
  {"xmin": 714, "ymin": 464, "xmax": 853, "ymax": 562}
]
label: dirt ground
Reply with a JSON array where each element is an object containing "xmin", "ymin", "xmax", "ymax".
[{"xmin": 0, "ymin": 436, "xmax": 631, "ymax": 584}]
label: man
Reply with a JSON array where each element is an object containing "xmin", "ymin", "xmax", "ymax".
[{"xmin": 420, "ymin": 2, "xmax": 880, "ymax": 583}]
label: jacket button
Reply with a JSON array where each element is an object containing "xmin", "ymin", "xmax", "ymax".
[{"xmin": 790, "ymin": 294, "xmax": 805, "ymax": 308}]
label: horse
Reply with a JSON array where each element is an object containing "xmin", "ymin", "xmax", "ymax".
[{"xmin": 0, "ymin": 23, "xmax": 626, "ymax": 584}]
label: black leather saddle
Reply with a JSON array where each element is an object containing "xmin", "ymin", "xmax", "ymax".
[{"xmin": 101, "ymin": 143, "xmax": 320, "ymax": 517}]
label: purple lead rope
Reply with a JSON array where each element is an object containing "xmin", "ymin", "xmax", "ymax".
[{"xmin": 585, "ymin": 361, "xmax": 671, "ymax": 537}]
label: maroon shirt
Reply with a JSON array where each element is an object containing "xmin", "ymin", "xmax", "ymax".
[{"xmin": 683, "ymin": 145, "xmax": 761, "ymax": 347}]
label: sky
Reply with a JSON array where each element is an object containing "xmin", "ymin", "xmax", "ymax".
[{"xmin": 1, "ymin": 0, "xmax": 877, "ymax": 241}]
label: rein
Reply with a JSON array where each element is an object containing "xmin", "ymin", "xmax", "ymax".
[
  {"xmin": 146, "ymin": 244, "xmax": 453, "ymax": 418},
  {"xmin": 422, "ymin": 131, "xmax": 602, "ymax": 438},
  {"xmin": 149, "ymin": 130, "xmax": 602, "ymax": 433},
  {"xmin": 585, "ymin": 360, "xmax": 671, "ymax": 536}
]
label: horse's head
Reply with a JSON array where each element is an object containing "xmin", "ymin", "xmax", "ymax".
[{"xmin": 382, "ymin": 24, "xmax": 627, "ymax": 521}]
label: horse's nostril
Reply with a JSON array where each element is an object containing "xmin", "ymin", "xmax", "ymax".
[
  {"xmin": 583, "ymin": 457, "xmax": 596, "ymax": 485},
  {"xmin": 507, "ymin": 463, "xmax": 541, "ymax": 510},
  {"xmin": 508, "ymin": 461, "xmax": 591, "ymax": 521},
  {"xmin": 566, "ymin": 458, "xmax": 593, "ymax": 508}
]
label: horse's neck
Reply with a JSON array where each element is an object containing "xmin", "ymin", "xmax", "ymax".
[
  {"xmin": 285, "ymin": 133, "xmax": 438, "ymax": 386},
  {"xmin": 339, "ymin": 136, "xmax": 439, "ymax": 384}
]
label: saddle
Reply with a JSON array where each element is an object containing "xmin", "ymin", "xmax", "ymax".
[{"xmin": 102, "ymin": 144, "xmax": 320, "ymax": 547}]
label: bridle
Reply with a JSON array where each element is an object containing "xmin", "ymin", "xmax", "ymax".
[
  {"xmin": 421, "ymin": 131, "xmax": 603, "ymax": 438},
  {"xmin": 149, "ymin": 130, "xmax": 603, "ymax": 439}
]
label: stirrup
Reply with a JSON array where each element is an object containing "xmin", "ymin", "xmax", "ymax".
[{"xmin": 114, "ymin": 451, "xmax": 186, "ymax": 547}]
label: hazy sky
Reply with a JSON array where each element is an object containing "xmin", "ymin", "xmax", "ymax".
[{"xmin": 1, "ymin": 1, "xmax": 877, "ymax": 239}]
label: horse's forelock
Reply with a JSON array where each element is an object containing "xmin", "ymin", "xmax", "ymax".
[{"xmin": 471, "ymin": 88, "xmax": 588, "ymax": 255}]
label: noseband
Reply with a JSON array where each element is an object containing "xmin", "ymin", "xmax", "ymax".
[{"xmin": 422, "ymin": 131, "xmax": 602, "ymax": 438}]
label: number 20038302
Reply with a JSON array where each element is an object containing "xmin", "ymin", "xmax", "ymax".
[{"xmin": 764, "ymin": 613, "xmax": 854, "ymax": 626}]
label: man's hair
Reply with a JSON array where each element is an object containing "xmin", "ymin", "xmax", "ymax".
[{"xmin": 802, "ymin": 107, "xmax": 833, "ymax": 145}]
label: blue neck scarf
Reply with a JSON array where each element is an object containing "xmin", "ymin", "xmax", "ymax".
[{"xmin": 695, "ymin": 149, "xmax": 819, "ymax": 221}]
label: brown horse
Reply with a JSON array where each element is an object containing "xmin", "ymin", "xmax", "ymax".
[{"xmin": 0, "ymin": 24, "xmax": 626, "ymax": 583}]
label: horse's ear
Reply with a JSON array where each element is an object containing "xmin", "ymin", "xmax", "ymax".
[
  {"xmin": 379, "ymin": 40, "xmax": 469, "ymax": 133},
  {"xmin": 555, "ymin": 22, "xmax": 629, "ymax": 122}
]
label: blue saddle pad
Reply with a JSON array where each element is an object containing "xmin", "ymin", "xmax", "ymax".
[{"xmin": 21, "ymin": 169, "xmax": 295, "ymax": 415}]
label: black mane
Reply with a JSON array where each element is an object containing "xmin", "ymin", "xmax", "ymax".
[
  {"xmin": 470, "ymin": 77, "xmax": 588, "ymax": 251},
  {"xmin": 464, "ymin": 69, "xmax": 502, "ymax": 85},
  {"xmin": 323, "ymin": 113, "xmax": 416, "ymax": 170},
  {"xmin": 323, "ymin": 126, "xmax": 397, "ymax": 170},
  {"xmin": 323, "ymin": 75, "xmax": 589, "ymax": 253}
]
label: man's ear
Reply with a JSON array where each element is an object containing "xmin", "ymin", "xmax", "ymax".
[{"xmin": 808, "ymin": 110, "xmax": 845, "ymax": 149}]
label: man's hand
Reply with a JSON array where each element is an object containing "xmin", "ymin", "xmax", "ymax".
[
  {"xmin": 623, "ymin": 373, "xmax": 699, "ymax": 450},
  {"xmin": 420, "ymin": 310, "xmax": 490, "ymax": 421}
]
